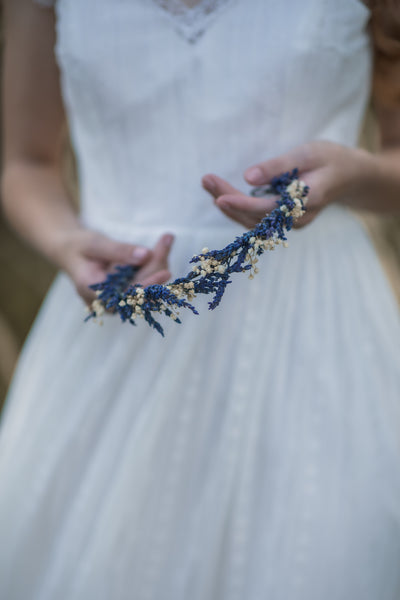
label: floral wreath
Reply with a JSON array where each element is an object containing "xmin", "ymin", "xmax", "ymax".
[{"xmin": 86, "ymin": 168, "xmax": 308, "ymax": 336}]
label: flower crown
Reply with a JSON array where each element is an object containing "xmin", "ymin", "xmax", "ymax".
[{"xmin": 86, "ymin": 168, "xmax": 308, "ymax": 336}]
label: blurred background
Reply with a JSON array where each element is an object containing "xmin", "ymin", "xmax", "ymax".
[{"xmin": 0, "ymin": 37, "xmax": 399, "ymax": 412}]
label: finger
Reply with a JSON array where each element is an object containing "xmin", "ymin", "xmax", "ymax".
[
  {"xmin": 150, "ymin": 233, "xmax": 175, "ymax": 269},
  {"xmin": 135, "ymin": 234, "xmax": 174, "ymax": 282},
  {"xmin": 137, "ymin": 268, "xmax": 171, "ymax": 287},
  {"xmin": 73, "ymin": 259, "xmax": 108, "ymax": 306},
  {"xmin": 84, "ymin": 232, "xmax": 151, "ymax": 266},
  {"xmin": 202, "ymin": 174, "xmax": 257, "ymax": 226},
  {"xmin": 292, "ymin": 208, "xmax": 318, "ymax": 229},
  {"xmin": 214, "ymin": 198, "xmax": 259, "ymax": 229},
  {"xmin": 214, "ymin": 192, "xmax": 280, "ymax": 229},
  {"xmin": 75, "ymin": 279, "xmax": 96, "ymax": 306},
  {"xmin": 202, "ymin": 174, "xmax": 243, "ymax": 199},
  {"xmin": 298, "ymin": 168, "xmax": 331, "ymax": 216},
  {"xmin": 244, "ymin": 142, "xmax": 322, "ymax": 186},
  {"xmin": 216, "ymin": 193, "xmax": 278, "ymax": 214}
]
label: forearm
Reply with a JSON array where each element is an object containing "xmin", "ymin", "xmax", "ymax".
[
  {"xmin": 367, "ymin": 147, "xmax": 400, "ymax": 213},
  {"xmin": 337, "ymin": 145, "xmax": 400, "ymax": 215},
  {"xmin": 361, "ymin": 146, "xmax": 400, "ymax": 213},
  {"xmin": 1, "ymin": 159, "xmax": 82, "ymax": 270}
]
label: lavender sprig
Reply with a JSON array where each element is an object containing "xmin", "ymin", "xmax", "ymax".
[{"xmin": 86, "ymin": 169, "xmax": 309, "ymax": 336}]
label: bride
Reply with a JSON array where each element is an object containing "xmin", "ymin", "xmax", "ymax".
[{"xmin": 0, "ymin": 0, "xmax": 399, "ymax": 598}]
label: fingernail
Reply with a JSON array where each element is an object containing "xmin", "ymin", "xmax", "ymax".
[
  {"xmin": 163, "ymin": 234, "xmax": 174, "ymax": 248},
  {"xmin": 203, "ymin": 177, "xmax": 217, "ymax": 193},
  {"xmin": 245, "ymin": 167, "xmax": 263, "ymax": 184},
  {"xmin": 132, "ymin": 246, "xmax": 149, "ymax": 260},
  {"xmin": 218, "ymin": 200, "xmax": 230, "ymax": 210}
]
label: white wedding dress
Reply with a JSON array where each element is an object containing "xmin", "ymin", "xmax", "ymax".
[{"xmin": 0, "ymin": 0, "xmax": 400, "ymax": 598}]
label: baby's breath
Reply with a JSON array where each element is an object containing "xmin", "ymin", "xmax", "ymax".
[{"xmin": 86, "ymin": 169, "xmax": 308, "ymax": 336}]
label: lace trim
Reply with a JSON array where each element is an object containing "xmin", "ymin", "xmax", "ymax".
[{"xmin": 153, "ymin": 0, "xmax": 234, "ymax": 43}]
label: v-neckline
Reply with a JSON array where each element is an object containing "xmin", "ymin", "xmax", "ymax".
[{"xmin": 152, "ymin": 0, "xmax": 234, "ymax": 44}]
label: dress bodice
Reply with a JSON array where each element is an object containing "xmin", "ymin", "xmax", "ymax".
[{"xmin": 51, "ymin": 0, "xmax": 372, "ymax": 236}]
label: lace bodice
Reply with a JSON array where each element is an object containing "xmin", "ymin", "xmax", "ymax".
[{"xmin": 153, "ymin": 0, "xmax": 234, "ymax": 42}]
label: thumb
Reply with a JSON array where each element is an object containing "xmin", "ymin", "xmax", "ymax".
[
  {"xmin": 85, "ymin": 232, "xmax": 151, "ymax": 266},
  {"xmin": 151, "ymin": 233, "xmax": 175, "ymax": 267},
  {"xmin": 244, "ymin": 142, "xmax": 321, "ymax": 186}
]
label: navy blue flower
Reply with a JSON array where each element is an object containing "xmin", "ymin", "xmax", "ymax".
[{"xmin": 86, "ymin": 169, "xmax": 308, "ymax": 336}]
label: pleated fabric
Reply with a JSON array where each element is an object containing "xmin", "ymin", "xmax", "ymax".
[{"xmin": 1, "ymin": 1, "xmax": 400, "ymax": 599}]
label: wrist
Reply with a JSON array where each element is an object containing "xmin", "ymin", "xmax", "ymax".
[
  {"xmin": 44, "ymin": 219, "xmax": 86, "ymax": 272},
  {"xmin": 343, "ymin": 146, "xmax": 400, "ymax": 213},
  {"xmin": 334, "ymin": 146, "xmax": 381, "ymax": 208}
]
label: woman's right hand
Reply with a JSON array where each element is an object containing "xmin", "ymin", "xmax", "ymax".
[{"xmin": 56, "ymin": 228, "xmax": 174, "ymax": 305}]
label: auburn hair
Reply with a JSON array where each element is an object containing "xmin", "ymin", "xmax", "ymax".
[{"xmin": 365, "ymin": 0, "xmax": 400, "ymax": 111}]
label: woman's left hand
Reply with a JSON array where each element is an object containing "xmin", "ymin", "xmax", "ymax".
[{"xmin": 202, "ymin": 140, "xmax": 375, "ymax": 229}]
